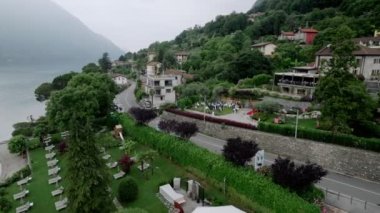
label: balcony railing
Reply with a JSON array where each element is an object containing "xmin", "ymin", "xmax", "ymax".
[{"xmin": 277, "ymin": 79, "xmax": 317, "ymax": 87}]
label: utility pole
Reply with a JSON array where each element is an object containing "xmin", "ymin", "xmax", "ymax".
[
  {"xmin": 203, "ymin": 95, "xmax": 206, "ymax": 124},
  {"xmin": 295, "ymin": 109, "xmax": 299, "ymax": 139}
]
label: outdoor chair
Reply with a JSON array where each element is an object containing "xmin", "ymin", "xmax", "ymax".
[
  {"xmin": 13, "ymin": 190, "xmax": 29, "ymax": 200},
  {"xmin": 113, "ymin": 171, "xmax": 126, "ymax": 179},
  {"xmin": 16, "ymin": 202, "xmax": 33, "ymax": 213},
  {"xmin": 55, "ymin": 197, "xmax": 68, "ymax": 211}
]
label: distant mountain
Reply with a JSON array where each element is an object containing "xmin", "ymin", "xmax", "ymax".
[{"xmin": 0, "ymin": 0, "xmax": 123, "ymax": 66}]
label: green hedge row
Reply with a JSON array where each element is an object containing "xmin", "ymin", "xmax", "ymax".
[
  {"xmin": 120, "ymin": 115, "xmax": 319, "ymax": 213},
  {"xmin": 258, "ymin": 122, "xmax": 380, "ymax": 152}
]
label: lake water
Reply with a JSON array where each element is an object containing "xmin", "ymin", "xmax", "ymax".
[{"xmin": 0, "ymin": 64, "xmax": 82, "ymax": 141}]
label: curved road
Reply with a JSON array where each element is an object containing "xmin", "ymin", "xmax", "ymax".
[{"xmin": 119, "ymin": 81, "xmax": 380, "ymax": 212}]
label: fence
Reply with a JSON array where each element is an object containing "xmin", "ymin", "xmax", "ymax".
[{"xmin": 318, "ymin": 186, "xmax": 380, "ymax": 213}]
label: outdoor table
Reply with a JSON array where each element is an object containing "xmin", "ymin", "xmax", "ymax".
[
  {"xmin": 13, "ymin": 190, "xmax": 29, "ymax": 200},
  {"xmin": 51, "ymin": 186, "xmax": 64, "ymax": 197},
  {"xmin": 102, "ymin": 154, "xmax": 111, "ymax": 160},
  {"xmin": 16, "ymin": 202, "xmax": 33, "ymax": 213},
  {"xmin": 45, "ymin": 145, "xmax": 54, "ymax": 152}
]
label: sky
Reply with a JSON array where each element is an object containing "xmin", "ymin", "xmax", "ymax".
[{"xmin": 51, "ymin": 0, "xmax": 255, "ymax": 52}]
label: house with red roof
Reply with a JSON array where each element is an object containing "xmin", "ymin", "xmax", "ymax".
[{"xmin": 278, "ymin": 28, "xmax": 318, "ymax": 44}]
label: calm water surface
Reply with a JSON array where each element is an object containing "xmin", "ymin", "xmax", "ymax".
[{"xmin": 0, "ymin": 64, "xmax": 81, "ymax": 141}]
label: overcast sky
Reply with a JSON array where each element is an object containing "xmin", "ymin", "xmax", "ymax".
[{"xmin": 51, "ymin": 0, "xmax": 255, "ymax": 52}]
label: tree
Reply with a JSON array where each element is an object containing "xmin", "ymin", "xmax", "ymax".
[
  {"xmin": 8, "ymin": 135, "xmax": 28, "ymax": 155},
  {"xmin": 52, "ymin": 72, "xmax": 78, "ymax": 90},
  {"xmin": 271, "ymin": 157, "xmax": 327, "ymax": 192},
  {"xmin": 82, "ymin": 63, "xmax": 102, "ymax": 73},
  {"xmin": 137, "ymin": 150, "xmax": 158, "ymax": 177},
  {"xmin": 98, "ymin": 52, "xmax": 112, "ymax": 72},
  {"xmin": 315, "ymin": 25, "xmax": 375, "ymax": 133},
  {"xmin": 173, "ymin": 121, "xmax": 198, "ymax": 139},
  {"xmin": 222, "ymin": 137, "xmax": 259, "ymax": 166},
  {"xmin": 118, "ymin": 55, "xmax": 126, "ymax": 61},
  {"xmin": 128, "ymin": 107, "xmax": 157, "ymax": 124},
  {"xmin": 47, "ymin": 85, "xmax": 114, "ymax": 213},
  {"xmin": 34, "ymin": 82, "xmax": 53, "ymax": 101}
]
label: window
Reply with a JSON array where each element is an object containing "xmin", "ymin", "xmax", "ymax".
[
  {"xmin": 374, "ymin": 58, "xmax": 380, "ymax": 64},
  {"xmin": 160, "ymin": 96, "xmax": 164, "ymax": 101},
  {"xmin": 155, "ymin": 89, "xmax": 161, "ymax": 95},
  {"xmin": 165, "ymin": 80, "xmax": 172, "ymax": 86},
  {"xmin": 154, "ymin": 81, "xmax": 160, "ymax": 86},
  {"xmin": 166, "ymin": 89, "xmax": 171, "ymax": 93}
]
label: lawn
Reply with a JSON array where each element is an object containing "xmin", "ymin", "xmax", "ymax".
[{"xmin": 3, "ymin": 136, "xmax": 230, "ymax": 213}]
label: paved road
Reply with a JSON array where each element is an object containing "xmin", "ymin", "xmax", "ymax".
[
  {"xmin": 115, "ymin": 81, "xmax": 138, "ymax": 111},
  {"xmin": 120, "ymin": 82, "xmax": 380, "ymax": 212}
]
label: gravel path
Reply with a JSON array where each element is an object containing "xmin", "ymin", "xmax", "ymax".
[{"xmin": 0, "ymin": 141, "xmax": 26, "ymax": 183}]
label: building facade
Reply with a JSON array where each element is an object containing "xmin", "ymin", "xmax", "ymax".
[
  {"xmin": 251, "ymin": 42, "xmax": 277, "ymax": 56},
  {"xmin": 275, "ymin": 67, "xmax": 319, "ymax": 97},
  {"xmin": 111, "ymin": 74, "xmax": 128, "ymax": 86},
  {"xmin": 278, "ymin": 28, "xmax": 318, "ymax": 44},
  {"xmin": 145, "ymin": 74, "xmax": 181, "ymax": 108},
  {"xmin": 175, "ymin": 52, "xmax": 189, "ymax": 64},
  {"xmin": 146, "ymin": 61, "xmax": 162, "ymax": 76}
]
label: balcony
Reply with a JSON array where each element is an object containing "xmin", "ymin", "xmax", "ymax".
[{"xmin": 277, "ymin": 79, "xmax": 317, "ymax": 88}]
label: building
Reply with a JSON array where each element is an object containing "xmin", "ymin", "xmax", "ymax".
[
  {"xmin": 110, "ymin": 74, "xmax": 128, "ymax": 86},
  {"xmin": 375, "ymin": 30, "xmax": 380, "ymax": 37},
  {"xmin": 145, "ymin": 72, "xmax": 182, "ymax": 108},
  {"xmin": 163, "ymin": 69, "xmax": 194, "ymax": 84},
  {"xmin": 275, "ymin": 66, "xmax": 319, "ymax": 97},
  {"xmin": 353, "ymin": 37, "xmax": 380, "ymax": 48},
  {"xmin": 147, "ymin": 51, "xmax": 156, "ymax": 62},
  {"xmin": 251, "ymin": 42, "xmax": 277, "ymax": 56},
  {"xmin": 278, "ymin": 31, "xmax": 295, "ymax": 41},
  {"xmin": 315, "ymin": 45, "xmax": 380, "ymax": 80},
  {"xmin": 248, "ymin": 12, "xmax": 264, "ymax": 22},
  {"xmin": 146, "ymin": 61, "xmax": 162, "ymax": 76},
  {"xmin": 175, "ymin": 51, "xmax": 189, "ymax": 64},
  {"xmin": 278, "ymin": 28, "xmax": 318, "ymax": 44}
]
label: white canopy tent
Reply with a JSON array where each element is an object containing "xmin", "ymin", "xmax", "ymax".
[{"xmin": 192, "ymin": 205, "xmax": 245, "ymax": 213}]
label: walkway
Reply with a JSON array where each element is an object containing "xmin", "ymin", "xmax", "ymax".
[{"xmin": 0, "ymin": 141, "xmax": 26, "ymax": 182}]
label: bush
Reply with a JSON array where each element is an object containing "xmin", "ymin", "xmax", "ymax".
[
  {"xmin": 28, "ymin": 138, "xmax": 41, "ymax": 150},
  {"xmin": 258, "ymin": 122, "xmax": 380, "ymax": 152},
  {"xmin": 271, "ymin": 157, "xmax": 327, "ymax": 192},
  {"xmin": 118, "ymin": 155, "xmax": 134, "ymax": 173},
  {"xmin": 8, "ymin": 135, "xmax": 28, "ymax": 154},
  {"xmin": 11, "ymin": 127, "xmax": 34, "ymax": 137},
  {"xmin": 118, "ymin": 177, "xmax": 138, "ymax": 203},
  {"xmin": 58, "ymin": 141, "xmax": 68, "ymax": 154},
  {"xmin": 173, "ymin": 121, "xmax": 198, "ymax": 139},
  {"xmin": 298, "ymin": 186, "xmax": 324, "ymax": 204},
  {"xmin": 0, "ymin": 197, "xmax": 12, "ymax": 213},
  {"xmin": 177, "ymin": 97, "xmax": 194, "ymax": 110},
  {"xmin": 129, "ymin": 107, "xmax": 157, "ymax": 124},
  {"xmin": 254, "ymin": 100, "xmax": 281, "ymax": 114},
  {"xmin": 237, "ymin": 74, "xmax": 272, "ymax": 88},
  {"xmin": 120, "ymin": 115, "xmax": 319, "ymax": 212},
  {"xmin": 223, "ymin": 137, "xmax": 259, "ymax": 166},
  {"xmin": 158, "ymin": 119, "xmax": 178, "ymax": 133}
]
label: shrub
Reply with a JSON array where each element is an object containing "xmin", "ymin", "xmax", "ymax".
[
  {"xmin": 8, "ymin": 135, "xmax": 28, "ymax": 154},
  {"xmin": 158, "ymin": 119, "xmax": 177, "ymax": 133},
  {"xmin": 223, "ymin": 138, "xmax": 259, "ymax": 166},
  {"xmin": 271, "ymin": 157, "xmax": 327, "ymax": 192},
  {"xmin": 298, "ymin": 186, "xmax": 324, "ymax": 204},
  {"xmin": 237, "ymin": 74, "xmax": 272, "ymax": 88},
  {"xmin": 118, "ymin": 155, "xmax": 134, "ymax": 173},
  {"xmin": 177, "ymin": 97, "xmax": 194, "ymax": 110},
  {"xmin": 173, "ymin": 121, "xmax": 198, "ymax": 139},
  {"xmin": 118, "ymin": 178, "xmax": 138, "ymax": 203},
  {"xmin": 0, "ymin": 197, "xmax": 12, "ymax": 213},
  {"xmin": 28, "ymin": 138, "xmax": 40, "ymax": 150},
  {"xmin": 58, "ymin": 141, "xmax": 68, "ymax": 154},
  {"xmin": 255, "ymin": 100, "xmax": 281, "ymax": 114},
  {"xmin": 129, "ymin": 107, "xmax": 157, "ymax": 124},
  {"xmin": 11, "ymin": 127, "xmax": 34, "ymax": 137},
  {"xmin": 120, "ymin": 115, "xmax": 318, "ymax": 212}
]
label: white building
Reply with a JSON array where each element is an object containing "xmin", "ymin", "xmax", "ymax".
[
  {"xmin": 111, "ymin": 74, "xmax": 128, "ymax": 86},
  {"xmin": 175, "ymin": 51, "xmax": 189, "ymax": 64},
  {"xmin": 315, "ymin": 45, "xmax": 380, "ymax": 80},
  {"xmin": 146, "ymin": 61, "xmax": 162, "ymax": 76},
  {"xmin": 147, "ymin": 51, "xmax": 156, "ymax": 62},
  {"xmin": 251, "ymin": 42, "xmax": 277, "ymax": 56},
  {"xmin": 145, "ymin": 74, "xmax": 180, "ymax": 108}
]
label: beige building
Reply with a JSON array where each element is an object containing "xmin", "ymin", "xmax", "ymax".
[
  {"xmin": 147, "ymin": 51, "xmax": 156, "ymax": 62},
  {"xmin": 145, "ymin": 73, "xmax": 181, "ymax": 108},
  {"xmin": 146, "ymin": 61, "xmax": 162, "ymax": 76},
  {"xmin": 251, "ymin": 42, "xmax": 277, "ymax": 56}
]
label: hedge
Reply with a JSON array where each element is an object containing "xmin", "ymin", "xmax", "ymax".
[
  {"xmin": 120, "ymin": 115, "xmax": 319, "ymax": 213},
  {"xmin": 166, "ymin": 109, "xmax": 257, "ymax": 130},
  {"xmin": 258, "ymin": 122, "xmax": 380, "ymax": 152}
]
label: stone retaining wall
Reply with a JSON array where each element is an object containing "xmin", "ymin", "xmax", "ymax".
[{"xmin": 162, "ymin": 111, "xmax": 380, "ymax": 182}]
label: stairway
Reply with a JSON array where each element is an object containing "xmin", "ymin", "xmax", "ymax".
[{"xmin": 365, "ymin": 80, "xmax": 380, "ymax": 94}]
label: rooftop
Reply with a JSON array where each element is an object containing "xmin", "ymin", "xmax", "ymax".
[
  {"xmin": 300, "ymin": 28, "xmax": 318, "ymax": 33},
  {"xmin": 281, "ymin": 31, "xmax": 295, "ymax": 36},
  {"xmin": 164, "ymin": 69, "xmax": 194, "ymax": 80},
  {"xmin": 316, "ymin": 45, "xmax": 380, "ymax": 56},
  {"xmin": 147, "ymin": 61, "xmax": 162, "ymax": 66}
]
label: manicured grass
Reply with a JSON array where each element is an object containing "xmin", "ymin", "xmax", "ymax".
[{"xmin": 3, "ymin": 137, "xmax": 234, "ymax": 213}]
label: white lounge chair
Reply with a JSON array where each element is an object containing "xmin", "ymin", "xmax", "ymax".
[
  {"xmin": 113, "ymin": 171, "xmax": 125, "ymax": 179},
  {"xmin": 52, "ymin": 186, "xmax": 64, "ymax": 197},
  {"xmin": 16, "ymin": 202, "xmax": 33, "ymax": 213},
  {"xmin": 47, "ymin": 159, "xmax": 59, "ymax": 167},
  {"xmin": 45, "ymin": 144, "xmax": 55, "ymax": 152},
  {"xmin": 48, "ymin": 166, "xmax": 60, "ymax": 176},
  {"xmin": 17, "ymin": 177, "xmax": 32, "ymax": 186},
  {"xmin": 45, "ymin": 152, "xmax": 56, "ymax": 160},
  {"xmin": 48, "ymin": 176, "xmax": 62, "ymax": 185},
  {"xmin": 102, "ymin": 154, "xmax": 111, "ymax": 160},
  {"xmin": 13, "ymin": 190, "xmax": 29, "ymax": 200},
  {"xmin": 159, "ymin": 184, "xmax": 186, "ymax": 205},
  {"xmin": 106, "ymin": 162, "xmax": 118, "ymax": 168},
  {"xmin": 55, "ymin": 197, "xmax": 68, "ymax": 211}
]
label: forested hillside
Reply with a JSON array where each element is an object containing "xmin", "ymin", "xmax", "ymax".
[{"xmin": 126, "ymin": 0, "xmax": 378, "ymax": 83}]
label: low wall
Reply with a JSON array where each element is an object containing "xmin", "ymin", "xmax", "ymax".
[{"xmin": 162, "ymin": 111, "xmax": 380, "ymax": 182}]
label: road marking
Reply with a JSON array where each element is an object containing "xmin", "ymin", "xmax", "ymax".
[{"xmin": 320, "ymin": 177, "xmax": 380, "ymax": 197}]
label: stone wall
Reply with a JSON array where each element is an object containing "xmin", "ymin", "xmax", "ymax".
[{"xmin": 162, "ymin": 111, "xmax": 380, "ymax": 182}]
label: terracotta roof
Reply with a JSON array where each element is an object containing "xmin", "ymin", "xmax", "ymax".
[
  {"xmin": 252, "ymin": 42, "xmax": 275, "ymax": 47},
  {"xmin": 300, "ymin": 28, "xmax": 318, "ymax": 33},
  {"xmin": 281, "ymin": 31, "xmax": 295, "ymax": 36},
  {"xmin": 147, "ymin": 61, "xmax": 161, "ymax": 66},
  {"xmin": 164, "ymin": 69, "xmax": 194, "ymax": 80},
  {"xmin": 316, "ymin": 45, "xmax": 380, "ymax": 56}
]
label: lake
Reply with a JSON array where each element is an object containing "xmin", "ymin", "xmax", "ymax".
[{"xmin": 0, "ymin": 64, "xmax": 82, "ymax": 141}]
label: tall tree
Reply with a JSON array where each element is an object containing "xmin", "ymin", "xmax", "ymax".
[
  {"xmin": 222, "ymin": 137, "xmax": 259, "ymax": 166},
  {"xmin": 47, "ymin": 85, "xmax": 114, "ymax": 213},
  {"xmin": 98, "ymin": 52, "xmax": 112, "ymax": 72},
  {"xmin": 82, "ymin": 63, "xmax": 102, "ymax": 73},
  {"xmin": 315, "ymin": 25, "xmax": 375, "ymax": 133}
]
